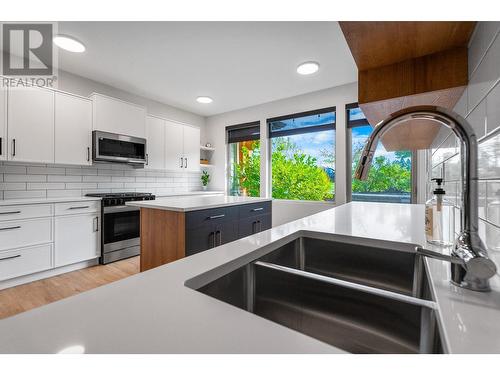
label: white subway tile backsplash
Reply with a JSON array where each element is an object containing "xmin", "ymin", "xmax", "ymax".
[
  {"xmin": 468, "ymin": 32, "xmax": 500, "ymax": 110},
  {"xmin": 27, "ymin": 182, "xmax": 65, "ymax": 190},
  {"xmin": 466, "ymin": 99, "xmax": 487, "ymax": 138},
  {"xmin": 26, "ymin": 166, "xmax": 65, "ymax": 175},
  {"xmin": 0, "ymin": 165, "xmax": 26, "ymax": 174},
  {"xmin": 486, "ymin": 82, "xmax": 500, "ymax": 133},
  {"xmin": 4, "ymin": 190, "xmax": 46, "ymax": 199},
  {"xmin": 486, "ymin": 181, "xmax": 500, "ymax": 227},
  {"xmin": 111, "ymin": 176, "xmax": 135, "ymax": 183},
  {"xmin": 0, "ymin": 182, "xmax": 26, "ymax": 190},
  {"xmin": 430, "ymin": 22, "xmax": 500, "ymax": 236},
  {"xmin": 478, "ymin": 131, "xmax": 500, "ymax": 179},
  {"xmin": 82, "ymin": 175, "xmax": 112, "ymax": 182},
  {"xmin": 47, "ymin": 175, "xmax": 82, "ymax": 182},
  {"xmin": 66, "ymin": 168, "xmax": 92, "ymax": 176},
  {"xmin": 65, "ymin": 182, "xmax": 98, "ymax": 189},
  {"xmin": 47, "ymin": 189, "xmax": 82, "ymax": 198},
  {"xmin": 97, "ymin": 182, "xmax": 124, "ymax": 189},
  {"xmin": 4, "ymin": 174, "xmax": 47, "ymax": 182},
  {"xmin": 98, "ymin": 169, "xmax": 124, "ymax": 177},
  {"xmin": 469, "ymin": 22, "xmax": 500, "ymax": 78}
]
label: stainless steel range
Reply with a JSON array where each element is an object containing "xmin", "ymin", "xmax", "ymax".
[{"xmin": 86, "ymin": 192, "xmax": 155, "ymax": 264}]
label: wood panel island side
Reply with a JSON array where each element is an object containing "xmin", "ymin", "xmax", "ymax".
[{"xmin": 126, "ymin": 196, "xmax": 272, "ymax": 271}]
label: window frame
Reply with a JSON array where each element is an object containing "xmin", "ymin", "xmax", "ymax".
[
  {"xmin": 267, "ymin": 106, "xmax": 337, "ymax": 203},
  {"xmin": 226, "ymin": 120, "xmax": 261, "ymax": 197},
  {"xmin": 345, "ymin": 102, "xmax": 417, "ymax": 203}
]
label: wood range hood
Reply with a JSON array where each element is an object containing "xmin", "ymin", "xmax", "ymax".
[{"xmin": 339, "ymin": 21, "xmax": 476, "ymax": 151}]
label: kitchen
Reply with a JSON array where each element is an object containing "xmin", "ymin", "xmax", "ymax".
[{"xmin": 1, "ymin": 1, "xmax": 500, "ymax": 373}]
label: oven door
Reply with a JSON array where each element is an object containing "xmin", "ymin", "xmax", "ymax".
[
  {"xmin": 93, "ymin": 130, "xmax": 146, "ymax": 164},
  {"xmin": 103, "ymin": 206, "xmax": 140, "ymax": 246}
]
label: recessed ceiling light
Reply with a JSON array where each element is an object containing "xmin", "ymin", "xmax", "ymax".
[
  {"xmin": 297, "ymin": 61, "xmax": 320, "ymax": 75},
  {"xmin": 196, "ymin": 96, "xmax": 213, "ymax": 104},
  {"xmin": 53, "ymin": 35, "xmax": 86, "ymax": 53}
]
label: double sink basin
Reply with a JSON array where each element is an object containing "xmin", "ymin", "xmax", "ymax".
[{"xmin": 186, "ymin": 232, "xmax": 444, "ymax": 354}]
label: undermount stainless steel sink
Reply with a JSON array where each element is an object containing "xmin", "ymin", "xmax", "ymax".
[{"xmin": 189, "ymin": 235, "xmax": 443, "ymax": 354}]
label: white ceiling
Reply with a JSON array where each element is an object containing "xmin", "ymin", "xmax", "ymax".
[{"xmin": 57, "ymin": 22, "xmax": 357, "ymax": 117}]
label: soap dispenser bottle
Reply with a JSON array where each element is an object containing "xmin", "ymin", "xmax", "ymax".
[{"xmin": 425, "ymin": 178, "xmax": 455, "ymax": 247}]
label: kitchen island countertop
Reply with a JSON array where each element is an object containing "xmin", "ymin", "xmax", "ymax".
[{"xmin": 126, "ymin": 195, "xmax": 272, "ymax": 212}]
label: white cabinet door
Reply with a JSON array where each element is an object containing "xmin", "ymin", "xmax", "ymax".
[
  {"xmin": 55, "ymin": 213, "xmax": 100, "ymax": 267},
  {"xmin": 8, "ymin": 86, "xmax": 55, "ymax": 163},
  {"xmin": 55, "ymin": 92, "xmax": 92, "ymax": 165},
  {"xmin": 183, "ymin": 125, "xmax": 200, "ymax": 172},
  {"xmin": 164, "ymin": 120, "xmax": 184, "ymax": 170},
  {"xmin": 145, "ymin": 116, "xmax": 165, "ymax": 170},
  {"xmin": 92, "ymin": 94, "xmax": 146, "ymax": 138},
  {"xmin": 0, "ymin": 85, "xmax": 6, "ymax": 161}
]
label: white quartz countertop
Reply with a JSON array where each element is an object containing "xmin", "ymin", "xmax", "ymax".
[
  {"xmin": 126, "ymin": 195, "xmax": 272, "ymax": 212},
  {"xmin": 155, "ymin": 190, "xmax": 224, "ymax": 197},
  {"xmin": 0, "ymin": 196, "xmax": 102, "ymax": 206},
  {"xmin": 0, "ymin": 202, "xmax": 499, "ymax": 353}
]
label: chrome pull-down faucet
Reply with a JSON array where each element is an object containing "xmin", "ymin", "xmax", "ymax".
[{"xmin": 354, "ymin": 105, "xmax": 497, "ymax": 292}]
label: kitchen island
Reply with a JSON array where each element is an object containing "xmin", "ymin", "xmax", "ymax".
[
  {"xmin": 126, "ymin": 196, "xmax": 272, "ymax": 271},
  {"xmin": 0, "ymin": 202, "xmax": 499, "ymax": 353}
]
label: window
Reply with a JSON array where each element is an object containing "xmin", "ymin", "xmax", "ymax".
[
  {"xmin": 346, "ymin": 103, "xmax": 412, "ymax": 203},
  {"xmin": 226, "ymin": 121, "xmax": 261, "ymax": 197},
  {"xmin": 268, "ymin": 107, "xmax": 336, "ymax": 201}
]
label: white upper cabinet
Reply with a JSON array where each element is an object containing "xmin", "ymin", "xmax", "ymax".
[
  {"xmin": 183, "ymin": 125, "xmax": 200, "ymax": 172},
  {"xmin": 164, "ymin": 120, "xmax": 185, "ymax": 170},
  {"xmin": 55, "ymin": 92, "xmax": 92, "ymax": 165},
  {"xmin": 0, "ymin": 85, "xmax": 6, "ymax": 161},
  {"xmin": 8, "ymin": 86, "xmax": 55, "ymax": 163},
  {"xmin": 91, "ymin": 93, "xmax": 146, "ymax": 138},
  {"xmin": 145, "ymin": 116, "xmax": 166, "ymax": 170}
]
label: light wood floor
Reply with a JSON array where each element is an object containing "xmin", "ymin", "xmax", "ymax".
[{"xmin": 0, "ymin": 256, "xmax": 139, "ymax": 320}]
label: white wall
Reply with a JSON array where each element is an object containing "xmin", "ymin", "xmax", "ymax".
[{"xmin": 204, "ymin": 82, "xmax": 358, "ymax": 226}]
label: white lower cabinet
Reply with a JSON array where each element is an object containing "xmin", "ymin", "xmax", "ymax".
[
  {"xmin": 55, "ymin": 213, "xmax": 100, "ymax": 268},
  {"xmin": 0, "ymin": 217, "xmax": 53, "ymax": 251},
  {"xmin": 0, "ymin": 201, "xmax": 101, "ymax": 286},
  {"xmin": 0, "ymin": 244, "xmax": 53, "ymax": 282}
]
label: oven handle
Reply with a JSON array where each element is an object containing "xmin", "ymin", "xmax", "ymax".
[{"xmin": 103, "ymin": 205, "xmax": 140, "ymax": 214}]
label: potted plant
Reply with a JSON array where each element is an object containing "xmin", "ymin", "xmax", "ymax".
[{"xmin": 201, "ymin": 171, "xmax": 210, "ymax": 190}]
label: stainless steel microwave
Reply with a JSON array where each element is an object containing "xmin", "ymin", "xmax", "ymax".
[{"xmin": 92, "ymin": 130, "xmax": 147, "ymax": 165}]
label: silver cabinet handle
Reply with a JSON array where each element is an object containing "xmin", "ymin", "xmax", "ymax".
[
  {"xmin": 208, "ymin": 214, "xmax": 225, "ymax": 220},
  {"xmin": 0, "ymin": 225, "xmax": 21, "ymax": 231},
  {"xmin": 251, "ymin": 207, "xmax": 264, "ymax": 212},
  {"xmin": 216, "ymin": 230, "xmax": 222, "ymax": 246},
  {"xmin": 93, "ymin": 216, "xmax": 99, "ymax": 232},
  {"xmin": 209, "ymin": 231, "xmax": 216, "ymax": 248},
  {"xmin": 0, "ymin": 210, "xmax": 21, "ymax": 215},
  {"xmin": 180, "ymin": 157, "xmax": 184, "ymax": 168},
  {"xmin": 69, "ymin": 206, "xmax": 90, "ymax": 210},
  {"xmin": 184, "ymin": 157, "xmax": 188, "ymax": 169},
  {"xmin": 0, "ymin": 136, "xmax": 2, "ymax": 156},
  {"xmin": 87, "ymin": 147, "xmax": 90, "ymax": 162},
  {"xmin": 0, "ymin": 254, "xmax": 21, "ymax": 261},
  {"xmin": 145, "ymin": 153, "xmax": 149, "ymax": 165},
  {"xmin": 12, "ymin": 139, "xmax": 16, "ymax": 157}
]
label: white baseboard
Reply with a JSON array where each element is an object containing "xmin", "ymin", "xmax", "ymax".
[{"xmin": 0, "ymin": 258, "xmax": 99, "ymax": 291}]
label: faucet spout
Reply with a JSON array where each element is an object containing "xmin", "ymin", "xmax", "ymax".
[{"xmin": 355, "ymin": 105, "xmax": 497, "ymax": 292}]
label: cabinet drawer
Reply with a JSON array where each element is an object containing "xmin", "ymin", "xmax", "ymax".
[
  {"xmin": 55, "ymin": 201, "xmax": 100, "ymax": 216},
  {"xmin": 0, "ymin": 204, "xmax": 53, "ymax": 221},
  {"xmin": 0, "ymin": 244, "xmax": 53, "ymax": 281},
  {"xmin": 238, "ymin": 201, "xmax": 271, "ymax": 219},
  {"xmin": 185, "ymin": 206, "xmax": 238, "ymax": 230},
  {"xmin": 0, "ymin": 218, "xmax": 53, "ymax": 251}
]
